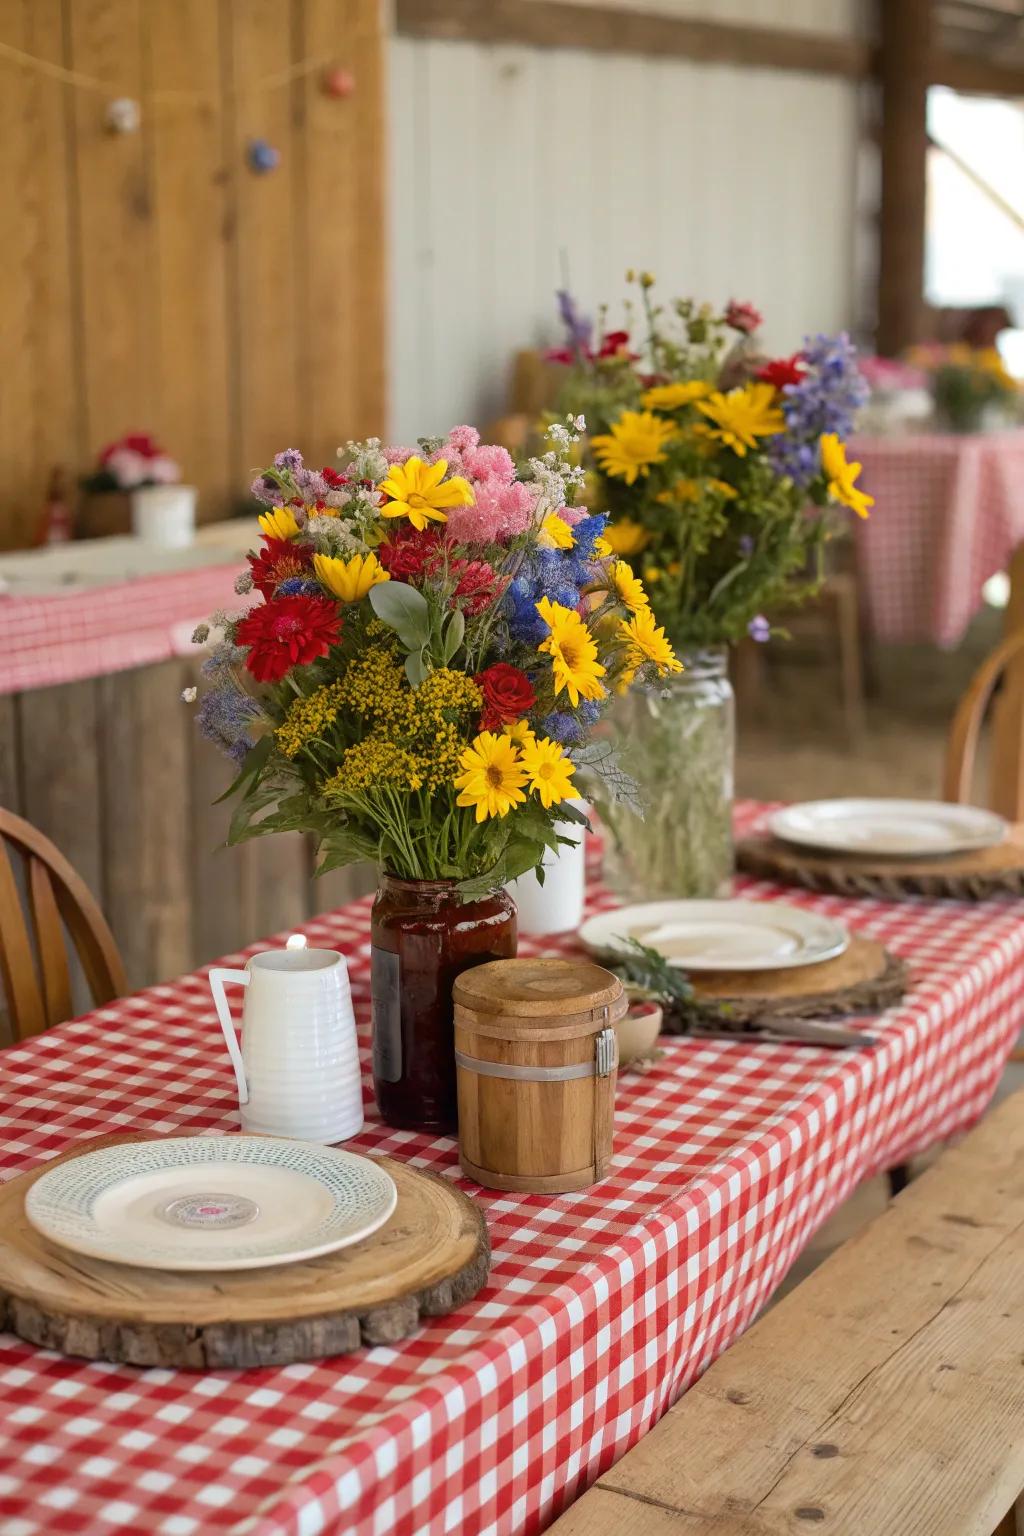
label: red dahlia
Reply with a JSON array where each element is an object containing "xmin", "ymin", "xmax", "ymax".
[
  {"xmin": 248, "ymin": 537, "xmax": 313, "ymax": 598},
  {"xmin": 236, "ymin": 595, "xmax": 342, "ymax": 683},
  {"xmin": 756, "ymin": 353, "xmax": 806, "ymax": 391},
  {"xmin": 378, "ymin": 525, "xmax": 445, "ymax": 581},
  {"xmin": 474, "ymin": 663, "xmax": 536, "ymax": 731}
]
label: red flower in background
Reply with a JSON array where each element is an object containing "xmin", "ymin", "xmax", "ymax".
[
  {"xmin": 248, "ymin": 537, "xmax": 313, "ymax": 598},
  {"xmin": 724, "ymin": 300, "xmax": 763, "ymax": 335},
  {"xmin": 546, "ymin": 331, "xmax": 637, "ymax": 366},
  {"xmin": 449, "ymin": 558, "xmax": 506, "ymax": 618},
  {"xmin": 236, "ymin": 595, "xmax": 342, "ymax": 683},
  {"xmin": 474, "ymin": 663, "xmax": 536, "ymax": 731},
  {"xmin": 378, "ymin": 525, "xmax": 445, "ymax": 580},
  {"xmin": 596, "ymin": 330, "xmax": 633, "ymax": 359},
  {"xmin": 322, "ymin": 467, "xmax": 349, "ymax": 489},
  {"xmin": 98, "ymin": 432, "xmax": 163, "ymax": 464},
  {"xmin": 756, "ymin": 353, "xmax": 806, "ymax": 391}
]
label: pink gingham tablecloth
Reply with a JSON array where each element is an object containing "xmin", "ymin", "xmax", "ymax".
[
  {"xmin": 2, "ymin": 802, "xmax": 1024, "ymax": 1536},
  {"xmin": 852, "ymin": 429, "xmax": 1024, "ymax": 647},
  {"xmin": 0, "ymin": 565, "xmax": 245, "ymax": 696}
]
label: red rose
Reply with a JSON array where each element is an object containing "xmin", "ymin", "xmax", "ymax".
[
  {"xmin": 474, "ymin": 663, "xmax": 536, "ymax": 731},
  {"xmin": 321, "ymin": 467, "xmax": 348, "ymax": 488},
  {"xmin": 248, "ymin": 537, "xmax": 313, "ymax": 598},
  {"xmin": 236, "ymin": 595, "xmax": 342, "ymax": 683},
  {"xmin": 756, "ymin": 353, "xmax": 806, "ymax": 390},
  {"xmin": 725, "ymin": 300, "xmax": 763, "ymax": 335}
]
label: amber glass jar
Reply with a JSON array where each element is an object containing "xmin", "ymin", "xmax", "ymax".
[{"xmin": 370, "ymin": 876, "xmax": 517, "ymax": 1133}]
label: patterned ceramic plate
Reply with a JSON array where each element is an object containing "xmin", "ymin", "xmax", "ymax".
[
  {"xmin": 579, "ymin": 899, "xmax": 848, "ymax": 972},
  {"xmin": 25, "ymin": 1136, "xmax": 398, "ymax": 1272}
]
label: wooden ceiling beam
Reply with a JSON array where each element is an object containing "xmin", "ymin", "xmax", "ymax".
[{"xmin": 396, "ymin": 0, "xmax": 1024, "ymax": 95}]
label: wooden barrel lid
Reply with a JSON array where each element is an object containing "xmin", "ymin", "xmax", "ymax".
[{"xmin": 453, "ymin": 957, "xmax": 623, "ymax": 1028}]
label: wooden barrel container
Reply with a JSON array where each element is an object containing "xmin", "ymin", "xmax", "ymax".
[{"xmin": 453, "ymin": 957, "xmax": 627, "ymax": 1194}]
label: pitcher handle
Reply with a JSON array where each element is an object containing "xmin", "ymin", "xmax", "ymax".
[{"xmin": 210, "ymin": 967, "xmax": 251, "ymax": 1105}]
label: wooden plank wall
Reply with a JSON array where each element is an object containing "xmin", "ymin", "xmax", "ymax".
[
  {"xmin": 4, "ymin": 660, "xmax": 378, "ymax": 1003},
  {"xmin": 0, "ymin": 0, "xmax": 385, "ymax": 550}
]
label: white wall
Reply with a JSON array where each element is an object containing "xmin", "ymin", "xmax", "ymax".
[{"xmin": 388, "ymin": 1, "xmax": 865, "ymax": 441}]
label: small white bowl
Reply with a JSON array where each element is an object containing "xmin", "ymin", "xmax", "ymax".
[{"xmin": 615, "ymin": 1001, "xmax": 663, "ymax": 1067}]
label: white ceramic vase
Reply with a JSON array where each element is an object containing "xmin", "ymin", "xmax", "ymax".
[
  {"xmin": 210, "ymin": 947, "xmax": 364, "ymax": 1144},
  {"xmin": 507, "ymin": 800, "xmax": 587, "ymax": 936},
  {"xmin": 131, "ymin": 484, "xmax": 197, "ymax": 548}
]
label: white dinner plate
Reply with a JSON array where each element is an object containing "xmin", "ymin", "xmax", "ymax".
[
  {"xmin": 769, "ymin": 798, "xmax": 1007, "ymax": 859},
  {"xmin": 25, "ymin": 1136, "xmax": 398, "ymax": 1272},
  {"xmin": 578, "ymin": 899, "xmax": 849, "ymax": 973}
]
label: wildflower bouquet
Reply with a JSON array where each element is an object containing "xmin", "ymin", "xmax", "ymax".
[
  {"xmin": 548, "ymin": 275, "xmax": 871, "ymax": 649},
  {"xmin": 192, "ymin": 424, "xmax": 676, "ymax": 897},
  {"xmin": 906, "ymin": 343, "xmax": 1019, "ymax": 433}
]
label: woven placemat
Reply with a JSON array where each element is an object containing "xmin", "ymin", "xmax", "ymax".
[
  {"xmin": 738, "ymin": 828, "xmax": 1024, "ymax": 901},
  {"xmin": 686, "ymin": 934, "xmax": 908, "ymax": 1022}
]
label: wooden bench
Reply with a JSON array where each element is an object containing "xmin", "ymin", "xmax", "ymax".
[{"xmin": 549, "ymin": 1087, "xmax": 1024, "ymax": 1536}]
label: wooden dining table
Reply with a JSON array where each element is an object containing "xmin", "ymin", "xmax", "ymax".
[{"xmin": 1, "ymin": 801, "xmax": 1023, "ymax": 1536}]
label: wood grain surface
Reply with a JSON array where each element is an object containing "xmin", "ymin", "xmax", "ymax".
[
  {"xmin": 548, "ymin": 1087, "xmax": 1024, "ymax": 1536},
  {"xmin": 738, "ymin": 829, "xmax": 1024, "ymax": 901},
  {"xmin": 688, "ymin": 934, "xmax": 908, "ymax": 1021},
  {"xmin": 0, "ymin": 1134, "xmax": 489, "ymax": 1369}
]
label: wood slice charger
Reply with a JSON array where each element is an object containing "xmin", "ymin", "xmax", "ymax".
[
  {"xmin": 739, "ymin": 826, "xmax": 1024, "ymax": 901},
  {"xmin": 0, "ymin": 1135, "xmax": 489, "ymax": 1370},
  {"xmin": 687, "ymin": 933, "xmax": 907, "ymax": 1022}
]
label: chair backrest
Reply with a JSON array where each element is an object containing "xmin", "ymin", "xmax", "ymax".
[
  {"xmin": 0, "ymin": 808, "xmax": 127, "ymax": 1042},
  {"xmin": 943, "ymin": 630, "xmax": 1024, "ymax": 816}
]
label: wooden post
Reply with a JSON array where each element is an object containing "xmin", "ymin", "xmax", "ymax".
[{"xmin": 877, "ymin": 0, "xmax": 934, "ymax": 355}]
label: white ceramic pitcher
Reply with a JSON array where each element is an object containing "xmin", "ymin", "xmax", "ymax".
[{"xmin": 210, "ymin": 947, "xmax": 363, "ymax": 1143}]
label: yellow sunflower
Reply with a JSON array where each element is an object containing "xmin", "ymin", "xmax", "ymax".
[
  {"xmin": 313, "ymin": 551, "xmax": 390, "ymax": 602},
  {"xmin": 603, "ymin": 519, "xmax": 650, "ymax": 557},
  {"xmin": 591, "ymin": 410, "xmax": 676, "ymax": 486},
  {"xmin": 258, "ymin": 505, "xmax": 301, "ymax": 541},
  {"xmin": 696, "ymin": 382, "xmax": 784, "ymax": 457},
  {"xmin": 519, "ymin": 735, "xmax": 577, "ymax": 810},
  {"xmin": 619, "ymin": 608, "xmax": 683, "ymax": 677},
  {"xmin": 506, "ymin": 718, "xmax": 537, "ymax": 748},
  {"xmin": 641, "ymin": 380, "xmax": 713, "ymax": 412},
  {"xmin": 536, "ymin": 596, "xmax": 607, "ymax": 706},
  {"xmin": 593, "ymin": 534, "xmax": 613, "ymax": 558},
  {"xmin": 819, "ymin": 434, "xmax": 873, "ymax": 519},
  {"xmin": 378, "ymin": 456, "xmax": 474, "ymax": 531},
  {"xmin": 453, "ymin": 732, "xmax": 528, "ymax": 822},
  {"xmin": 610, "ymin": 560, "xmax": 650, "ymax": 614},
  {"xmin": 538, "ymin": 513, "xmax": 575, "ymax": 550}
]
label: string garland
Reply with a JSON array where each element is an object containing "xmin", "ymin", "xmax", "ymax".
[{"xmin": 0, "ymin": 36, "xmax": 341, "ymax": 102}]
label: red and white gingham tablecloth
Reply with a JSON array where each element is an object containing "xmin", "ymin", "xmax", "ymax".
[
  {"xmin": 0, "ymin": 565, "xmax": 245, "ymax": 696},
  {"xmin": 853, "ymin": 429, "xmax": 1024, "ymax": 647},
  {"xmin": 2, "ymin": 802, "xmax": 1024, "ymax": 1536}
]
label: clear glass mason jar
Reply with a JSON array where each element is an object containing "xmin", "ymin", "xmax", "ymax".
[
  {"xmin": 601, "ymin": 647, "xmax": 735, "ymax": 900},
  {"xmin": 370, "ymin": 876, "xmax": 517, "ymax": 1133}
]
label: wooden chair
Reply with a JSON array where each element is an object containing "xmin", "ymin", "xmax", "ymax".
[
  {"xmin": 0, "ymin": 808, "xmax": 126, "ymax": 1042},
  {"xmin": 944, "ymin": 629, "xmax": 1024, "ymax": 818}
]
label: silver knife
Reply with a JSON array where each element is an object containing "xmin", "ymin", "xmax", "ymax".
[{"xmin": 689, "ymin": 1016, "xmax": 877, "ymax": 1049}]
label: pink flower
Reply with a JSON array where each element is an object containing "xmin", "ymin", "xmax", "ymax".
[
  {"xmin": 559, "ymin": 505, "xmax": 587, "ymax": 528},
  {"xmin": 445, "ymin": 425, "xmax": 480, "ymax": 455},
  {"xmin": 463, "ymin": 443, "xmax": 515, "ymax": 481},
  {"xmin": 725, "ymin": 300, "xmax": 763, "ymax": 335},
  {"xmin": 106, "ymin": 447, "xmax": 151, "ymax": 489},
  {"xmin": 381, "ymin": 443, "xmax": 417, "ymax": 466},
  {"xmin": 148, "ymin": 455, "xmax": 181, "ymax": 484},
  {"xmin": 444, "ymin": 475, "xmax": 537, "ymax": 543}
]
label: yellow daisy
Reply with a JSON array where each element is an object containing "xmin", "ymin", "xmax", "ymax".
[
  {"xmin": 610, "ymin": 560, "xmax": 649, "ymax": 613},
  {"xmin": 520, "ymin": 735, "xmax": 577, "ymax": 810},
  {"xmin": 453, "ymin": 732, "xmax": 528, "ymax": 822},
  {"xmin": 591, "ymin": 410, "xmax": 676, "ymax": 486},
  {"xmin": 707, "ymin": 478, "xmax": 739, "ymax": 501},
  {"xmin": 819, "ymin": 434, "xmax": 874, "ymax": 519},
  {"xmin": 696, "ymin": 382, "xmax": 784, "ymax": 457},
  {"xmin": 506, "ymin": 718, "xmax": 537, "ymax": 748},
  {"xmin": 619, "ymin": 608, "xmax": 683, "ymax": 677},
  {"xmin": 258, "ymin": 505, "xmax": 300, "ymax": 541},
  {"xmin": 656, "ymin": 478, "xmax": 702, "ymax": 507},
  {"xmin": 538, "ymin": 513, "xmax": 575, "ymax": 550},
  {"xmin": 313, "ymin": 551, "xmax": 390, "ymax": 603},
  {"xmin": 641, "ymin": 380, "xmax": 713, "ymax": 412},
  {"xmin": 536, "ymin": 596, "xmax": 607, "ymax": 707},
  {"xmin": 593, "ymin": 534, "xmax": 613, "ymax": 559},
  {"xmin": 378, "ymin": 455, "xmax": 474, "ymax": 531},
  {"xmin": 603, "ymin": 519, "xmax": 650, "ymax": 557}
]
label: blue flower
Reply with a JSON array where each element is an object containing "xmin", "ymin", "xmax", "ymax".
[
  {"xmin": 770, "ymin": 333, "xmax": 869, "ymax": 487},
  {"xmin": 541, "ymin": 700, "xmax": 600, "ymax": 745},
  {"xmin": 556, "ymin": 289, "xmax": 593, "ymax": 353},
  {"xmin": 196, "ymin": 685, "xmax": 260, "ymax": 762},
  {"xmin": 748, "ymin": 614, "xmax": 771, "ymax": 643}
]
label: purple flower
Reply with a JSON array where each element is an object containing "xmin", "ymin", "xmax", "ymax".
[
  {"xmin": 195, "ymin": 685, "xmax": 260, "ymax": 761},
  {"xmin": 273, "ymin": 448, "xmax": 304, "ymax": 472},
  {"xmin": 770, "ymin": 333, "xmax": 869, "ymax": 487},
  {"xmin": 748, "ymin": 615, "xmax": 771, "ymax": 643},
  {"xmin": 556, "ymin": 289, "xmax": 593, "ymax": 353},
  {"xmin": 250, "ymin": 474, "xmax": 285, "ymax": 508},
  {"xmin": 738, "ymin": 534, "xmax": 755, "ymax": 558}
]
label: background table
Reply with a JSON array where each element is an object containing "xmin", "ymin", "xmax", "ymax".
[
  {"xmin": 2, "ymin": 803, "xmax": 1024, "ymax": 1536},
  {"xmin": 852, "ymin": 429, "xmax": 1024, "ymax": 649}
]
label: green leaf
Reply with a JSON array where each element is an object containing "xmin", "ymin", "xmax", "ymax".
[
  {"xmin": 441, "ymin": 608, "xmax": 465, "ymax": 664},
  {"xmin": 213, "ymin": 734, "xmax": 273, "ymax": 803},
  {"xmin": 369, "ymin": 581, "xmax": 431, "ymax": 649},
  {"xmin": 405, "ymin": 651, "xmax": 428, "ymax": 687}
]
